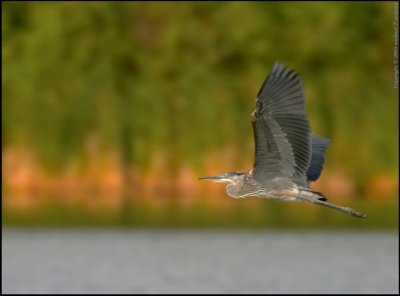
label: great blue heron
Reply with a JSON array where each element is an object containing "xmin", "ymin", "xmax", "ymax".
[{"xmin": 199, "ymin": 61, "xmax": 366, "ymax": 218}]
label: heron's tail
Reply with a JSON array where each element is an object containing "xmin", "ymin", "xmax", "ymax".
[{"xmin": 298, "ymin": 189, "xmax": 366, "ymax": 218}]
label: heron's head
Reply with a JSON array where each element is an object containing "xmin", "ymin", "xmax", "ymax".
[{"xmin": 198, "ymin": 172, "xmax": 245, "ymax": 184}]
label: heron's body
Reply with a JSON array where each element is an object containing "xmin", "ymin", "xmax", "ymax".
[
  {"xmin": 226, "ymin": 175, "xmax": 299, "ymax": 201},
  {"xmin": 199, "ymin": 61, "xmax": 366, "ymax": 218}
]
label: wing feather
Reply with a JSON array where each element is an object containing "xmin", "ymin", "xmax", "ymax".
[
  {"xmin": 306, "ymin": 136, "xmax": 330, "ymax": 182},
  {"xmin": 251, "ymin": 61, "xmax": 312, "ymax": 185}
]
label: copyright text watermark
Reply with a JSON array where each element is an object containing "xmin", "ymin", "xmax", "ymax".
[{"xmin": 394, "ymin": 1, "xmax": 399, "ymax": 89}]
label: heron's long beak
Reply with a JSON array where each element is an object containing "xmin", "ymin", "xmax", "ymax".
[{"xmin": 198, "ymin": 174, "xmax": 229, "ymax": 182}]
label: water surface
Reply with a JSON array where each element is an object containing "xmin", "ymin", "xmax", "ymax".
[{"xmin": 2, "ymin": 229, "xmax": 398, "ymax": 294}]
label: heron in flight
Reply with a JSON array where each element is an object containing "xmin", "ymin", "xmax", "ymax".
[{"xmin": 199, "ymin": 61, "xmax": 366, "ymax": 218}]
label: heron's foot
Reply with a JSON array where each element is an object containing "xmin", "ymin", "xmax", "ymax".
[{"xmin": 345, "ymin": 207, "xmax": 367, "ymax": 218}]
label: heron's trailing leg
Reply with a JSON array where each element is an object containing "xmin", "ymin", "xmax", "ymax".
[{"xmin": 298, "ymin": 189, "xmax": 366, "ymax": 218}]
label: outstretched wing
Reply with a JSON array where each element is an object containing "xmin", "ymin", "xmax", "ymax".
[
  {"xmin": 306, "ymin": 135, "xmax": 330, "ymax": 182},
  {"xmin": 251, "ymin": 61, "xmax": 311, "ymax": 185}
]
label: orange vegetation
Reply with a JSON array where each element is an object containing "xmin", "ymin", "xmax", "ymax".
[{"xmin": 2, "ymin": 148, "xmax": 398, "ymax": 211}]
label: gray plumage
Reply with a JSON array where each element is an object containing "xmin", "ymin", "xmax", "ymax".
[
  {"xmin": 252, "ymin": 61, "xmax": 311, "ymax": 186},
  {"xmin": 307, "ymin": 136, "xmax": 330, "ymax": 182},
  {"xmin": 199, "ymin": 61, "xmax": 366, "ymax": 218}
]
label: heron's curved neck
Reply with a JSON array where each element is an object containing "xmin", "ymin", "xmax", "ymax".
[{"xmin": 226, "ymin": 174, "xmax": 247, "ymax": 199}]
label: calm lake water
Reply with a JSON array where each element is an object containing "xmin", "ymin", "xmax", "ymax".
[{"xmin": 2, "ymin": 229, "xmax": 398, "ymax": 294}]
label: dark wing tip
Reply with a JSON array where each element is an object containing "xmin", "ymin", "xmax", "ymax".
[
  {"xmin": 256, "ymin": 61, "xmax": 301, "ymax": 99},
  {"xmin": 306, "ymin": 135, "xmax": 331, "ymax": 182},
  {"xmin": 257, "ymin": 61, "xmax": 283, "ymax": 97}
]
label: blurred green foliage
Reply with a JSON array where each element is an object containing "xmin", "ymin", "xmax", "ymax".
[{"xmin": 2, "ymin": 1, "xmax": 398, "ymax": 187}]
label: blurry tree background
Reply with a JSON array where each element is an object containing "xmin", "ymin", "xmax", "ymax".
[{"xmin": 2, "ymin": 1, "xmax": 398, "ymax": 227}]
